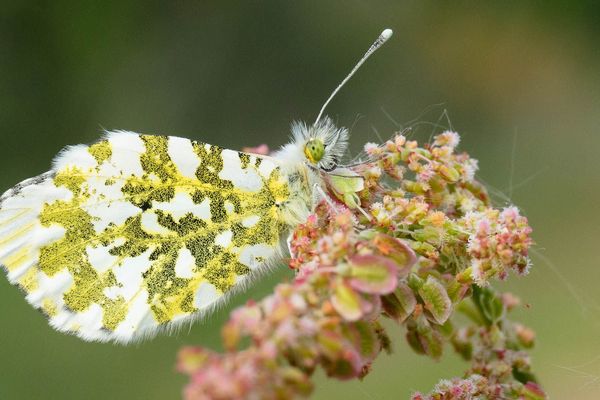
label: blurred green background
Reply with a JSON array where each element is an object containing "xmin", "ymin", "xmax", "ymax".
[{"xmin": 1, "ymin": 1, "xmax": 599, "ymax": 399}]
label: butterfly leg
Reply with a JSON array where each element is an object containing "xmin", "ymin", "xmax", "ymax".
[{"xmin": 355, "ymin": 204, "xmax": 372, "ymax": 221}]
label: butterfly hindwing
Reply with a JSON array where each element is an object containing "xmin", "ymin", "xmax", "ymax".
[{"xmin": 0, "ymin": 131, "xmax": 290, "ymax": 343}]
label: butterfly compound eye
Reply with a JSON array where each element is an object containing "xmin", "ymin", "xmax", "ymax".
[{"xmin": 303, "ymin": 138, "xmax": 325, "ymax": 164}]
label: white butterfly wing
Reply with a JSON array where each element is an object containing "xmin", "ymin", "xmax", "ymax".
[{"xmin": 0, "ymin": 131, "xmax": 291, "ymax": 343}]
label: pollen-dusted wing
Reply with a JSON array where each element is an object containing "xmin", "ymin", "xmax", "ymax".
[{"xmin": 0, "ymin": 131, "xmax": 291, "ymax": 343}]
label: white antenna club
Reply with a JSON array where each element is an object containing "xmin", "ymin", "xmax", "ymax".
[{"xmin": 314, "ymin": 28, "xmax": 393, "ymax": 125}]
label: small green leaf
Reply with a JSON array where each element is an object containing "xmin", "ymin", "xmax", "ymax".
[
  {"xmin": 407, "ymin": 273, "xmax": 424, "ymax": 291},
  {"xmin": 472, "ymin": 285, "xmax": 505, "ymax": 325},
  {"xmin": 419, "ymin": 276, "xmax": 452, "ymax": 325},
  {"xmin": 405, "ymin": 321, "xmax": 426, "ymax": 355},
  {"xmin": 446, "ymin": 279, "xmax": 469, "ymax": 303},
  {"xmin": 456, "ymin": 299, "xmax": 485, "ymax": 325},
  {"xmin": 406, "ymin": 316, "xmax": 444, "ymax": 360},
  {"xmin": 381, "ymin": 282, "xmax": 416, "ymax": 322},
  {"xmin": 372, "ymin": 320, "xmax": 393, "ymax": 354},
  {"xmin": 403, "ymin": 180, "xmax": 427, "ymax": 194},
  {"xmin": 438, "ymin": 165, "xmax": 461, "ymax": 182},
  {"xmin": 412, "ymin": 226, "xmax": 442, "ymax": 246}
]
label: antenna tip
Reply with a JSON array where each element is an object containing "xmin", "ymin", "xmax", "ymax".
[{"xmin": 381, "ymin": 28, "xmax": 393, "ymax": 40}]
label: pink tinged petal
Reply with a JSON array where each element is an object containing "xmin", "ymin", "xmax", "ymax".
[
  {"xmin": 373, "ymin": 234, "xmax": 417, "ymax": 275},
  {"xmin": 419, "ymin": 276, "xmax": 452, "ymax": 325},
  {"xmin": 331, "ymin": 282, "xmax": 364, "ymax": 321},
  {"xmin": 406, "ymin": 316, "xmax": 444, "ymax": 360},
  {"xmin": 347, "ymin": 254, "xmax": 398, "ymax": 295}
]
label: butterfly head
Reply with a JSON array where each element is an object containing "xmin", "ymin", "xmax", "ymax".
[{"xmin": 293, "ymin": 117, "xmax": 348, "ymax": 172}]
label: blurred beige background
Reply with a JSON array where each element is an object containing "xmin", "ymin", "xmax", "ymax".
[{"xmin": 1, "ymin": 1, "xmax": 599, "ymax": 399}]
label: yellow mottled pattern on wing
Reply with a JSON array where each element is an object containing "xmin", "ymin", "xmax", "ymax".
[{"xmin": 0, "ymin": 132, "xmax": 292, "ymax": 342}]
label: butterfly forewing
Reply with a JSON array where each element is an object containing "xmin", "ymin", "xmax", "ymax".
[{"xmin": 0, "ymin": 131, "xmax": 290, "ymax": 343}]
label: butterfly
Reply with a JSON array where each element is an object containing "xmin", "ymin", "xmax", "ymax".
[{"xmin": 0, "ymin": 29, "xmax": 393, "ymax": 344}]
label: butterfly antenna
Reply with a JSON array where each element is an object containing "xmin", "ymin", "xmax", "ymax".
[{"xmin": 314, "ymin": 28, "xmax": 393, "ymax": 125}]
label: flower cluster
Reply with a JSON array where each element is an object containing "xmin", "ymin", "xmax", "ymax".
[
  {"xmin": 412, "ymin": 288, "xmax": 546, "ymax": 400},
  {"xmin": 462, "ymin": 207, "xmax": 533, "ymax": 285},
  {"xmin": 177, "ymin": 210, "xmax": 414, "ymax": 399},
  {"xmin": 178, "ymin": 131, "xmax": 541, "ymax": 399},
  {"xmin": 412, "ymin": 374, "xmax": 545, "ymax": 400}
]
